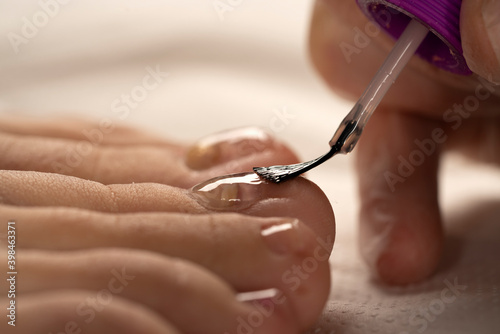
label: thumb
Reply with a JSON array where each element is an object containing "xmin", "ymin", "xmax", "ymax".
[
  {"xmin": 355, "ymin": 109, "xmax": 444, "ymax": 285},
  {"xmin": 461, "ymin": 0, "xmax": 500, "ymax": 84}
]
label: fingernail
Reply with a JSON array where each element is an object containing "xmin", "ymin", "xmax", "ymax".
[
  {"xmin": 185, "ymin": 127, "xmax": 273, "ymax": 170},
  {"xmin": 190, "ymin": 172, "xmax": 267, "ymax": 211},
  {"xmin": 261, "ymin": 219, "xmax": 309, "ymax": 255},
  {"xmin": 483, "ymin": 0, "xmax": 500, "ymax": 83},
  {"xmin": 359, "ymin": 198, "xmax": 396, "ymax": 273}
]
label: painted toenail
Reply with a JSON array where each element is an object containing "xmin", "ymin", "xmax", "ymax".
[
  {"xmin": 261, "ymin": 219, "xmax": 309, "ymax": 255},
  {"xmin": 236, "ymin": 288, "xmax": 282, "ymax": 303},
  {"xmin": 190, "ymin": 172, "xmax": 267, "ymax": 211},
  {"xmin": 185, "ymin": 127, "xmax": 273, "ymax": 170}
]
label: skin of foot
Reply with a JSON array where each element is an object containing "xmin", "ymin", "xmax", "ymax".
[{"xmin": 0, "ymin": 117, "xmax": 336, "ymax": 334}]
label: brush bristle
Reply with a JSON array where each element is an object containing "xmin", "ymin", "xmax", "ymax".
[
  {"xmin": 252, "ymin": 166, "xmax": 296, "ymax": 183},
  {"xmin": 253, "ymin": 146, "xmax": 340, "ymax": 184}
]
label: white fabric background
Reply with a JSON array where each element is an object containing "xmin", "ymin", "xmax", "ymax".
[{"xmin": 1, "ymin": 1, "xmax": 499, "ymax": 333}]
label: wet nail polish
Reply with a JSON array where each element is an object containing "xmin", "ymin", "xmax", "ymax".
[
  {"xmin": 190, "ymin": 172, "xmax": 266, "ymax": 211},
  {"xmin": 186, "ymin": 127, "xmax": 273, "ymax": 170}
]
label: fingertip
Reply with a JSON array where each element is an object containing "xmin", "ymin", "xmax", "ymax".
[
  {"xmin": 372, "ymin": 218, "xmax": 444, "ymax": 285},
  {"xmin": 359, "ymin": 194, "xmax": 444, "ymax": 285}
]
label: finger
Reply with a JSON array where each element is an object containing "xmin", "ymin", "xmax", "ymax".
[
  {"xmin": 309, "ymin": 0, "xmax": 500, "ymax": 116},
  {"xmin": 13, "ymin": 249, "xmax": 297, "ymax": 334},
  {"xmin": 0, "ymin": 115, "xmax": 177, "ymax": 146},
  {"xmin": 308, "ymin": 0, "xmax": 452, "ymax": 114},
  {"xmin": 0, "ymin": 290, "xmax": 179, "ymax": 334},
  {"xmin": 446, "ymin": 116, "xmax": 500, "ymax": 165},
  {"xmin": 0, "ymin": 127, "xmax": 298, "ymax": 187},
  {"xmin": 461, "ymin": 0, "xmax": 500, "ymax": 85},
  {"xmin": 309, "ymin": 0, "xmax": 380, "ymax": 102},
  {"xmin": 356, "ymin": 109, "xmax": 444, "ymax": 285}
]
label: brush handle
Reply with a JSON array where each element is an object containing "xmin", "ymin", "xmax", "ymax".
[{"xmin": 329, "ymin": 19, "xmax": 428, "ymax": 153}]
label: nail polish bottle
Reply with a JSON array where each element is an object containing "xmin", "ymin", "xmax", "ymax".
[{"xmin": 356, "ymin": 0, "xmax": 472, "ymax": 75}]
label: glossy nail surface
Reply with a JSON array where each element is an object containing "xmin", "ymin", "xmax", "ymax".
[
  {"xmin": 261, "ymin": 219, "xmax": 308, "ymax": 255},
  {"xmin": 236, "ymin": 288, "xmax": 281, "ymax": 303},
  {"xmin": 190, "ymin": 172, "xmax": 266, "ymax": 211},
  {"xmin": 186, "ymin": 127, "xmax": 273, "ymax": 170}
]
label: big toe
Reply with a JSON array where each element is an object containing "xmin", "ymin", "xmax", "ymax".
[{"xmin": 191, "ymin": 172, "xmax": 336, "ymax": 329}]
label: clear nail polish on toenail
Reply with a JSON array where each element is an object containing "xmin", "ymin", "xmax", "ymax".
[
  {"xmin": 236, "ymin": 288, "xmax": 282, "ymax": 303},
  {"xmin": 190, "ymin": 172, "xmax": 267, "ymax": 211},
  {"xmin": 261, "ymin": 219, "xmax": 307, "ymax": 255},
  {"xmin": 185, "ymin": 127, "xmax": 272, "ymax": 170},
  {"xmin": 236, "ymin": 288, "xmax": 287, "ymax": 314}
]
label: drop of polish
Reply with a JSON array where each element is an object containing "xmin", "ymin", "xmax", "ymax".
[{"xmin": 190, "ymin": 172, "xmax": 267, "ymax": 211}]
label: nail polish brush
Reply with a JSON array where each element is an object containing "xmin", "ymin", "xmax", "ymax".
[{"xmin": 254, "ymin": 0, "xmax": 471, "ymax": 183}]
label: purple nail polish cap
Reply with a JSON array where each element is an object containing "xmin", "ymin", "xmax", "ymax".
[{"xmin": 356, "ymin": 0, "xmax": 472, "ymax": 75}]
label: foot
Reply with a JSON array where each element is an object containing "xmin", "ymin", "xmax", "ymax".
[{"xmin": 0, "ymin": 117, "xmax": 335, "ymax": 334}]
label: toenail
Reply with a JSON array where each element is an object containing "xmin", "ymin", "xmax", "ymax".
[
  {"xmin": 185, "ymin": 127, "xmax": 273, "ymax": 170},
  {"xmin": 236, "ymin": 288, "xmax": 282, "ymax": 303},
  {"xmin": 261, "ymin": 219, "xmax": 310, "ymax": 255},
  {"xmin": 190, "ymin": 172, "xmax": 267, "ymax": 211}
]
